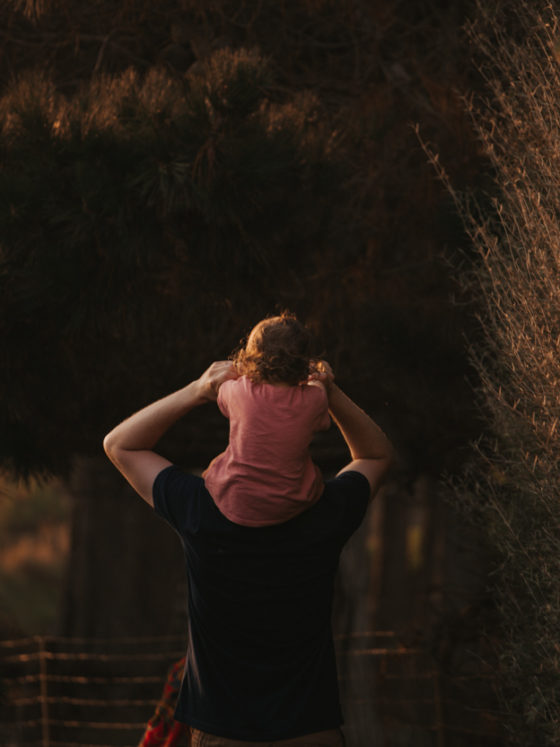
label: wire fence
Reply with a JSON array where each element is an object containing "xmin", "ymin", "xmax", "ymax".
[{"xmin": 0, "ymin": 633, "xmax": 502, "ymax": 747}]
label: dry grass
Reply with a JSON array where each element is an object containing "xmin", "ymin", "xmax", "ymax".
[{"xmin": 420, "ymin": 2, "xmax": 560, "ymax": 743}]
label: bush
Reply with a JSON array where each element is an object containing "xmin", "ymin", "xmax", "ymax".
[
  {"xmin": 0, "ymin": 47, "xmax": 346, "ymax": 475},
  {"xmin": 423, "ymin": 2, "xmax": 560, "ymax": 743}
]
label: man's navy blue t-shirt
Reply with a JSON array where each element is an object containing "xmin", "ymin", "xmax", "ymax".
[{"xmin": 153, "ymin": 465, "xmax": 370, "ymax": 742}]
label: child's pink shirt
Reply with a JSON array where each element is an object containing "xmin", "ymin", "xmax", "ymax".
[{"xmin": 202, "ymin": 376, "xmax": 331, "ymax": 527}]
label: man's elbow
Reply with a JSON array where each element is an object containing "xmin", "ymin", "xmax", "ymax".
[
  {"xmin": 370, "ymin": 443, "xmax": 394, "ymax": 486},
  {"xmin": 103, "ymin": 432, "xmax": 118, "ymax": 462},
  {"xmin": 384, "ymin": 443, "xmax": 395, "ymax": 471},
  {"xmin": 356, "ymin": 440, "xmax": 394, "ymax": 468}
]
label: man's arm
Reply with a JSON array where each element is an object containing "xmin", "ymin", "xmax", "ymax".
[
  {"xmin": 327, "ymin": 383, "xmax": 393, "ymax": 499},
  {"xmin": 312, "ymin": 363, "xmax": 393, "ymax": 499},
  {"xmin": 103, "ymin": 361, "xmax": 236, "ymax": 506}
]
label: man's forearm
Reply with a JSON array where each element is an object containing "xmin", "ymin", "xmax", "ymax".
[
  {"xmin": 328, "ymin": 384, "xmax": 393, "ymax": 463},
  {"xmin": 102, "ymin": 361, "xmax": 236, "ymax": 505},
  {"xmin": 103, "ymin": 380, "xmax": 205, "ymax": 455}
]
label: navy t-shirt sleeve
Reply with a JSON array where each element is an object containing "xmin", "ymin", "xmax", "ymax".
[
  {"xmin": 152, "ymin": 464, "xmax": 202, "ymax": 535},
  {"xmin": 324, "ymin": 470, "xmax": 371, "ymax": 540}
]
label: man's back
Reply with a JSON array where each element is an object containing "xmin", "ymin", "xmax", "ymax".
[
  {"xmin": 154, "ymin": 465, "xmax": 370, "ymax": 742},
  {"xmin": 103, "ymin": 358, "xmax": 393, "ymax": 744}
]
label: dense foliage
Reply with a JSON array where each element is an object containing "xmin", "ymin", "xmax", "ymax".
[
  {"xmin": 0, "ymin": 0, "xmax": 481, "ymax": 478},
  {"xmin": 425, "ymin": 2, "xmax": 560, "ymax": 742},
  {"xmin": 0, "ymin": 48, "xmax": 348, "ymax": 474}
]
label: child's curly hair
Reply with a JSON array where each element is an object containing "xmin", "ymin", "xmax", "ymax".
[{"xmin": 233, "ymin": 312, "xmax": 314, "ymax": 386}]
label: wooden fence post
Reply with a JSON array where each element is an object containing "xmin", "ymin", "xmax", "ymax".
[
  {"xmin": 36, "ymin": 636, "xmax": 50, "ymax": 747},
  {"xmin": 433, "ymin": 666, "xmax": 445, "ymax": 747}
]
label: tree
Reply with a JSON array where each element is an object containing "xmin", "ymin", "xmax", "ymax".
[{"xmin": 0, "ymin": 48, "xmax": 350, "ymax": 634}]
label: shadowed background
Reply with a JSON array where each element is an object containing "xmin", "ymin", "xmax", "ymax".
[{"xmin": 0, "ymin": 2, "xmax": 506, "ymax": 746}]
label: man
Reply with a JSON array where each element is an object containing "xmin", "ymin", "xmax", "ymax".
[{"xmin": 104, "ymin": 361, "xmax": 393, "ymax": 746}]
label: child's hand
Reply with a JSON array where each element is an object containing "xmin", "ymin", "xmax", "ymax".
[
  {"xmin": 196, "ymin": 361, "xmax": 238, "ymax": 402},
  {"xmin": 308, "ymin": 360, "xmax": 335, "ymax": 392}
]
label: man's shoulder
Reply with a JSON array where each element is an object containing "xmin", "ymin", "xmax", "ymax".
[
  {"xmin": 154, "ymin": 464, "xmax": 203, "ymax": 491},
  {"xmin": 323, "ymin": 470, "xmax": 371, "ymax": 500},
  {"xmin": 153, "ymin": 465, "xmax": 206, "ymax": 532},
  {"xmin": 316, "ymin": 470, "xmax": 371, "ymax": 536}
]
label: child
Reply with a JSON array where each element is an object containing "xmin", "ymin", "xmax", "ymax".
[{"xmin": 202, "ymin": 312, "xmax": 331, "ymax": 526}]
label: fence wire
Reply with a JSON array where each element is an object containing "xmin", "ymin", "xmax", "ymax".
[{"xmin": 0, "ymin": 634, "xmax": 502, "ymax": 747}]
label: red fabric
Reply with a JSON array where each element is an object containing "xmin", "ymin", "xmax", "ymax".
[{"xmin": 139, "ymin": 657, "xmax": 189, "ymax": 747}]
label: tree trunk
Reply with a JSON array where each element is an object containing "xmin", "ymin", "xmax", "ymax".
[{"xmin": 59, "ymin": 455, "xmax": 186, "ymax": 638}]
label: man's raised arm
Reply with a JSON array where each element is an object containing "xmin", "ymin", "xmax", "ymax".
[
  {"xmin": 317, "ymin": 366, "xmax": 393, "ymax": 499},
  {"xmin": 103, "ymin": 361, "xmax": 236, "ymax": 506},
  {"xmin": 328, "ymin": 383, "xmax": 393, "ymax": 499}
]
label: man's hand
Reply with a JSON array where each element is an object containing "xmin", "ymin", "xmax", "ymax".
[
  {"xmin": 308, "ymin": 360, "xmax": 335, "ymax": 393},
  {"xmin": 196, "ymin": 360, "xmax": 238, "ymax": 402}
]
